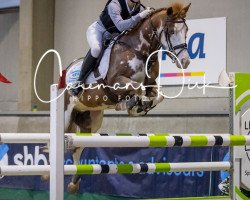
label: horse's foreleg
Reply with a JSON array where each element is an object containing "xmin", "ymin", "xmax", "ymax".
[
  {"xmin": 144, "ymin": 83, "xmax": 164, "ymax": 108},
  {"xmin": 114, "ymin": 76, "xmax": 146, "ymax": 111},
  {"xmin": 112, "ymin": 76, "xmax": 146, "ymax": 96},
  {"xmin": 127, "ymin": 82, "xmax": 164, "ymax": 116}
]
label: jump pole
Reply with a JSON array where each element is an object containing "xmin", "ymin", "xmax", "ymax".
[
  {"xmin": 1, "ymin": 133, "xmax": 250, "ymax": 147},
  {"xmin": 0, "ymin": 162, "xmax": 231, "ymax": 176},
  {"xmin": 50, "ymin": 84, "xmax": 65, "ymax": 200},
  {"xmin": 0, "ymin": 133, "xmax": 238, "ymax": 146},
  {"xmin": 66, "ymin": 135, "xmax": 250, "ymax": 148}
]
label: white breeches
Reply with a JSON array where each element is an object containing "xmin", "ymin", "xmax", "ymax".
[{"xmin": 86, "ymin": 21, "xmax": 111, "ymax": 58}]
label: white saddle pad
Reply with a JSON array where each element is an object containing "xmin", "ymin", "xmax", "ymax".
[{"xmin": 66, "ymin": 44, "xmax": 113, "ymax": 85}]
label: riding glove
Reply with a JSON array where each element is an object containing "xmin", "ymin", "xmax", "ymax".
[{"xmin": 138, "ymin": 9, "xmax": 152, "ymax": 19}]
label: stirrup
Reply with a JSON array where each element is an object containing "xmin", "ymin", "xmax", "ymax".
[{"xmin": 69, "ymin": 82, "xmax": 84, "ymax": 96}]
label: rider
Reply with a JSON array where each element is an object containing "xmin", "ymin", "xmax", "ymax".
[{"xmin": 71, "ymin": 0, "xmax": 153, "ymax": 95}]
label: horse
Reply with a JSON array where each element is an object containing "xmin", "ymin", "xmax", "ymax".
[{"xmin": 64, "ymin": 2, "xmax": 191, "ymax": 193}]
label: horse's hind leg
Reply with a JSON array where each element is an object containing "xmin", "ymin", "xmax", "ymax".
[
  {"xmin": 67, "ymin": 110, "xmax": 104, "ymax": 194},
  {"xmin": 67, "ymin": 109, "xmax": 90, "ymax": 193},
  {"xmin": 67, "ymin": 146, "xmax": 85, "ymax": 193},
  {"xmin": 40, "ymin": 94, "xmax": 76, "ymax": 181}
]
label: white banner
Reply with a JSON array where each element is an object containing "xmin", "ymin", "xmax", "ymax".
[
  {"xmin": 241, "ymin": 110, "xmax": 250, "ymax": 191},
  {"xmin": 159, "ymin": 17, "xmax": 226, "ymax": 85}
]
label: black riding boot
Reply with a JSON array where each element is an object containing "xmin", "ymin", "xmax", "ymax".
[{"xmin": 71, "ymin": 50, "xmax": 98, "ymax": 96}]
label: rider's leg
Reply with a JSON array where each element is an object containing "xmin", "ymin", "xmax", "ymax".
[
  {"xmin": 78, "ymin": 50, "xmax": 98, "ymax": 83},
  {"xmin": 71, "ymin": 51, "xmax": 98, "ymax": 96},
  {"xmin": 71, "ymin": 22, "xmax": 103, "ymax": 96}
]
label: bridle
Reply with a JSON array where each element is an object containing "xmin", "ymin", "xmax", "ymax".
[{"xmin": 149, "ymin": 13, "xmax": 188, "ymax": 63}]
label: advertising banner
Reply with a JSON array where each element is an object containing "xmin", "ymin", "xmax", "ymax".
[
  {"xmin": 0, "ymin": 143, "xmax": 228, "ymax": 198},
  {"xmin": 160, "ymin": 17, "xmax": 226, "ymax": 85}
]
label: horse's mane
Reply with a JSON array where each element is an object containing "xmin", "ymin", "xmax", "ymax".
[
  {"xmin": 129, "ymin": 2, "xmax": 187, "ymax": 32},
  {"xmin": 132, "ymin": 8, "xmax": 166, "ymax": 30},
  {"xmin": 170, "ymin": 2, "xmax": 186, "ymax": 15}
]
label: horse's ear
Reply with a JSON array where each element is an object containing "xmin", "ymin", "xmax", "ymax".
[
  {"xmin": 167, "ymin": 7, "xmax": 173, "ymax": 17},
  {"xmin": 181, "ymin": 3, "xmax": 191, "ymax": 16}
]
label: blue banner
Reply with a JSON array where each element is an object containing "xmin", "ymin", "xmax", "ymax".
[{"xmin": 0, "ymin": 144, "xmax": 229, "ymax": 198}]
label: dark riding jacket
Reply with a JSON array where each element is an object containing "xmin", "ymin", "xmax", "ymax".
[{"xmin": 99, "ymin": 0, "xmax": 144, "ymax": 33}]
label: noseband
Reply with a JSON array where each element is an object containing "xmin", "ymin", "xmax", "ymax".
[{"xmin": 149, "ymin": 15, "xmax": 188, "ymax": 63}]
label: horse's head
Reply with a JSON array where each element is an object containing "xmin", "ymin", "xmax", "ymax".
[{"xmin": 155, "ymin": 3, "xmax": 191, "ymax": 69}]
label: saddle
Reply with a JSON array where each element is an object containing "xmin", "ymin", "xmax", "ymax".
[
  {"xmin": 93, "ymin": 39, "xmax": 111, "ymax": 76},
  {"xmin": 80, "ymin": 39, "xmax": 112, "ymax": 85},
  {"xmin": 84, "ymin": 30, "xmax": 147, "ymax": 103}
]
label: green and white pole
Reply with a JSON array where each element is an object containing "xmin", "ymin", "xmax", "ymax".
[
  {"xmin": 66, "ymin": 134, "xmax": 250, "ymax": 148},
  {"xmin": 0, "ymin": 162, "xmax": 231, "ymax": 176}
]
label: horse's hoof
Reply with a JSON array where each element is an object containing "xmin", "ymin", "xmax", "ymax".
[
  {"xmin": 40, "ymin": 145, "xmax": 49, "ymax": 153},
  {"xmin": 67, "ymin": 182, "xmax": 79, "ymax": 194},
  {"xmin": 115, "ymin": 101, "xmax": 126, "ymax": 111},
  {"xmin": 41, "ymin": 175, "xmax": 50, "ymax": 181}
]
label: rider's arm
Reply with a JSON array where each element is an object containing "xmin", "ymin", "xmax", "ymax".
[
  {"xmin": 139, "ymin": 4, "xmax": 146, "ymax": 12},
  {"xmin": 108, "ymin": 1, "xmax": 141, "ymax": 32}
]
